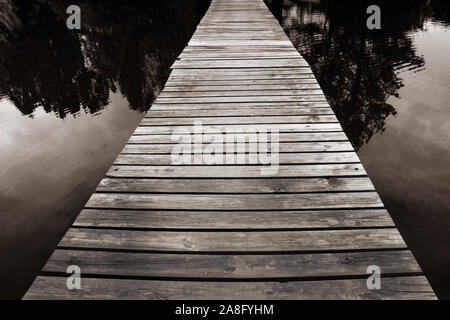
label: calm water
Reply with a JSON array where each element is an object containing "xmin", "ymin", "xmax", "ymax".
[
  {"xmin": 265, "ymin": 0, "xmax": 450, "ymax": 299},
  {"xmin": 0, "ymin": 0, "xmax": 210, "ymax": 299}
]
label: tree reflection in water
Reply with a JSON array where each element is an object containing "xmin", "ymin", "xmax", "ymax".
[
  {"xmin": 263, "ymin": 0, "xmax": 446, "ymax": 150},
  {"xmin": 0, "ymin": 0, "xmax": 211, "ymax": 300},
  {"xmin": 0, "ymin": 0, "xmax": 211, "ymax": 118},
  {"xmin": 266, "ymin": 0, "xmax": 450, "ymax": 299}
]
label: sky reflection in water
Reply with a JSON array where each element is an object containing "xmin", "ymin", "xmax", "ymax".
[
  {"xmin": 265, "ymin": 0, "xmax": 450, "ymax": 299},
  {"xmin": 0, "ymin": 0, "xmax": 211, "ymax": 299}
]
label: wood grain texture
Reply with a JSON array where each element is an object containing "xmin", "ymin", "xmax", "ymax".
[
  {"xmin": 150, "ymin": 101, "xmax": 330, "ymax": 110},
  {"xmin": 43, "ymin": 250, "xmax": 418, "ymax": 279},
  {"xmin": 143, "ymin": 108, "xmax": 334, "ymax": 117},
  {"xmin": 97, "ymin": 177, "xmax": 373, "ymax": 193},
  {"xmin": 121, "ymin": 142, "xmax": 354, "ymax": 154},
  {"xmin": 128, "ymin": 132, "xmax": 348, "ymax": 143},
  {"xmin": 85, "ymin": 192, "xmax": 383, "ymax": 211},
  {"xmin": 74, "ymin": 209, "xmax": 392, "ymax": 229},
  {"xmin": 24, "ymin": 276, "xmax": 436, "ymax": 300},
  {"xmin": 58, "ymin": 228, "xmax": 406, "ymax": 252},
  {"xmin": 140, "ymin": 115, "xmax": 338, "ymax": 125},
  {"xmin": 155, "ymin": 96, "xmax": 327, "ymax": 104},
  {"xmin": 114, "ymin": 153, "xmax": 360, "ymax": 165},
  {"xmin": 105, "ymin": 164, "xmax": 366, "ymax": 179},
  {"xmin": 134, "ymin": 123, "xmax": 344, "ymax": 134}
]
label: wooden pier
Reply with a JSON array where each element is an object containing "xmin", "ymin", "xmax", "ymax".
[{"xmin": 24, "ymin": 0, "xmax": 436, "ymax": 299}]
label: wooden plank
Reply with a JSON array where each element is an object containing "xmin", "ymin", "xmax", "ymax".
[
  {"xmin": 160, "ymin": 88, "xmax": 325, "ymax": 96},
  {"xmin": 165, "ymin": 79, "xmax": 320, "ymax": 86},
  {"xmin": 140, "ymin": 115, "xmax": 338, "ymax": 125},
  {"xmin": 121, "ymin": 142, "xmax": 354, "ymax": 154},
  {"xmin": 172, "ymin": 59, "xmax": 309, "ymax": 68},
  {"xmin": 170, "ymin": 68, "xmax": 316, "ymax": 76},
  {"xmin": 145, "ymin": 108, "xmax": 334, "ymax": 117},
  {"xmin": 155, "ymin": 96, "xmax": 327, "ymax": 104},
  {"xmin": 168, "ymin": 73, "xmax": 316, "ymax": 79},
  {"xmin": 43, "ymin": 250, "xmax": 418, "ymax": 278},
  {"xmin": 134, "ymin": 124, "xmax": 343, "ymax": 134},
  {"xmin": 85, "ymin": 192, "xmax": 382, "ymax": 210},
  {"xmin": 180, "ymin": 44, "xmax": 297, "ymax": 48},
  {"xmin": 171, "ymin": 65, "xmax": 312, "ymax": 71},
  {"xmin": 171, "ymin": 66, "xmax": 311, "ymax": 72},
  {"xmin": 150, "ymin": 102, "xmax": 330, "ymax": 110},
  {"xmin": 182, "ymin": 49, "xmax": 301, "ymax": 53},
  {"xmin": 168, "ymin": 74, "xmax": 319, "ymax": 81},
  {"xmin": 97, "ymin": 177, "xmax": 373, "ymax": 193},
  {"xmin": 74, "ymin": 208, "xmax": 391, "ymax": 229},
  {"xmin": 106, "ymin": 164, "xmax": 366, "ymax": 179},
  {"xmin": 24, "ymin": 276, "xmax": 436, "ymax": 300},
  {"xmin": 191, "ymin": 36, "xmax": 289, "ymax": 40},
  {"xmin": 57, "ymin": 228, "xmax": 405, "ymax": 252},
  {"xmin": 191, "ymin": 37, "xmax": 289, "ymax": 40},
  {"xmin": 167, "ymin": 74, "xmax": 317, "ymax": 81},
  {"xmin": 114, "ymin": 153, "xmax": 360, "ymax": 165},
  {"xmin": 177, "ymin": 54, "xmax": 302, "ymax": 60},
  {"xmin": 128, "ymin": 132, "xmax": 348, "ymax": 143},
  {"xmin": 158, "ymin": 89, "xmax": 326, "ymax": 98},
  {"xmin": 163, "ymin": 83, "xmax": 322, "ymax": 91}
]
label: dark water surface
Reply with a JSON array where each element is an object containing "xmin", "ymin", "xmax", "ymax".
[
  {"xmin": 265, "ymin": 0, "xmax": 450, "ymax": 299},
  {"xmin": 0, "ymin": 0, "xmax": 210, "ymax": 299}
]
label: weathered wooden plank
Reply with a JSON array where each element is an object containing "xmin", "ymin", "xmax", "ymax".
[
  {"xmin": 181, "ymin": 46, "xmax": 303, "ymax": 52},
  {"xmin": 24, "ymin": 276, "xmax": 436, "ymax": 300},
  {"xmin": 97, "ymin": 177, "xmax": 372, "ymax": 193},
  {"xmin": 169, "ymin": 74, "xmax": 318, "ymax": 81},
  {"xmin": 178, "ymin": 53, "xmax": 300, "ymax": 57},
  {"xmin": 121, "ymin": 142, "xmax": 354, "ymax": 154},
  {"xmin": 170, "ymin": 69, "xmax": 314, "ymax": 74},
  {"xmin": 145, "ymin": 108, "xmax": 334, "ymax": 118},
  {"xmin": 114, "ymin": 153, "xmax": 360, "ymax": 165},
  {"xmin": 200, "ymin": 17, "xmax": 278, "ymax": 21},
  {"xmin": 158, "ymin": 89, "xmax": 325, "ymax": 98},
  {"xmin": 191, "ymin": 35, "xmax": 289, "ymax": 40},
  {"xmin": 172, "ymin": 59, "xmax": 309, "ymax": 68},
  {"xmin": 85, "ymin": 192, "xmax": 382, "ymax": 211},
  {"xmin": 191, "ymin": 35, "xmax": 286, "ymax": 39},
  {"xmin": 170, "ymin": 68, "xmax": 315, "ymax": 76},
  {"xmin": 106, "ymin": 164, "xmax": 366, "ymax": 179},
  {"xmin": 168, "ymin": 72, "xmax": 316, "ymax": 80},
  {"xmin": 190, "ymin": 32, "xmax": 286, "ymax": 36},
  {"xmin": 74, "ymin": 208, "xmax": 390, "ymax": 229},
  {"xmin": 155, "ymin": 96, "xmax": 327, "ymax": 104},
  {"xmin": 141, "ymin": 115, "xmax": 337, "ymax": 125},
  {"xmin": 43, "ymin": 250, "xmax": 417, "ymax": 279},
  {"xmin": 180, "ymin": 44, "xmax": 297, "ymax": 48},
  {"xmin": 177, "ymin": 54, "xmax": 301, "ymax": 60},
  {"xmin": 134, "ymin": 123, "xmax": 343, "ymax": 134},
  {"xmin": 165, "ymin": 79, "xmax": 320, "ymax": 86},
  {"xmin": 194, "ymin": 25, "xmax": 283, "ymax": 28},
  {"xmin": 150, "ymin": 101, "xmax": 330, "ymax": 110},
  {"xmin": 163, "ymin": 83, "xmax": 321, "ymax": 91},
  {"xmin": 128, "ymin": 132, "xmax": 348, "ymax": 143},
  {"xmin": 58, "ymin": 228, "xmax": 404, "ymax": 252}
]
